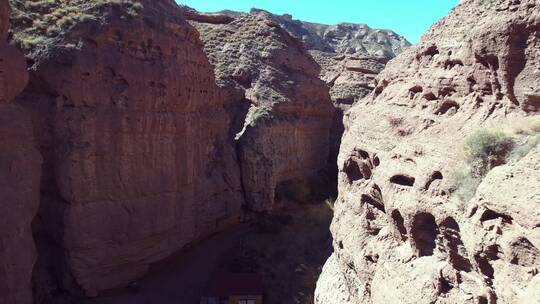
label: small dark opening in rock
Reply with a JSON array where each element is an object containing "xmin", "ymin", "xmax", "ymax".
[
  {"xmin": 390, "ymin": 174, "xmax": 415, "ymax": 187},
  {"xmin": 424, "ymin": 171, "xmax": 443, "ymax": 190},
  {"xmin": 435, "ymin": 99, "xmax": 460, "ymax": 115},
  {"xmin": 357, "ymin": 149, "xmax": 369, "ymax": 159},
  {"xmin": 423, "ymin": 45, "xmax": 439, "ymax": 57},
  {"xmin": 423, "ymin": 92, "xmax": 438, "ymax": 101},
  {"xmin": 438, "ymin": 87, "xmax": 456, "ymax": 98},
  {"xmin": 411, "ymin": 213, "xmax": 438, "ymax": 257},
  {"xmin": 344, "ymin": 159, "xmax": 363, "ymax": 182},
  {"xmin": 361, "ymin": 194, "xmax": 385, "ymax": 213},
  {"xmin": 479, "ymin": 209, "xmax": 513, "ymax": 224},
  {"xmin": 409, "ymin": 85, "xmax": 423, "ymax": 94},
  {"xmin": 391, "ymin": 209, "xmax": 407, "ymax": 241},
  {"xmin": 438, "ymin": 276, "xmax": 452, "ymax": 294}
]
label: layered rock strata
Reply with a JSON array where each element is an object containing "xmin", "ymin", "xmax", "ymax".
[
  {"xmin": 316, "ymin": 0, "xmax": 540, "ymax": 303},
  {"xmin": 11, "ymin": 0, "xmax": 243, "ymax": 296}
]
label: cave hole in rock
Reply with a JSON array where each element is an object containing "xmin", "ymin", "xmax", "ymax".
[
  {"xmin": 410, "ymin": 213, "xmax": 438, "ymax": 257},
  {"xmin": 475, "ymin": 53, "xmax": 500, "ymax": 70},
  {"xmin": 424, "ymin": 171, "xmax": 443, "ymax": 190},
  {"xmin": 435, "ymin": 99, "xmax": 460, "ymax": 115},
  {"xmin": 344, "ymin": 159, "xmax": 363, "ymax": 182},
  {"xmin": 420, "ymin": 45, "xmax": 440, "ymax": 58},
  {"xmin": 444, "ymin": 59, "xmax": 464, "ymax": 70},
  {"xmin": 423, "ymin": 92, "xmax": 438, "ymax": 101},
  {"xmin": 390, "ymin": 174, "xmax": 415, "ymax": 187},
  {"xmin": 509, "ymin": 237, "xmax": 539, "ymax": 266},
  {"xmin": 437, "ymin": 276, "xmax": 453, "ymax": 294},
  {"xmin": 524, "ymin": 94, "xmax": 540, "ymax": 112},
  {"xmin": 391, "ymin": 209, "xmax": 407, "ymax": 241},
  {"xmin": 357, "ymin": 149, "xmax": 370, "ymax": 159},
  {"xmin": 360, "ymin": 163, "xmax": 373, "ymax": 180},
  {"xmin": 438, "ymin": 87, "xmax": 456, "ymax": 98},
  {"xmin": 409, "ymin": 85, "xmax": 424, "ymax": 94},
  {"xmin": 479, "ymin": 209, "xmax": 513, "ymax": 224},
  {"xmin": 409, "ymin": 85, "xmax": 423, "ymax": 99}
]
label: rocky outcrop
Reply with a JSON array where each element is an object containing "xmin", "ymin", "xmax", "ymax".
[
  {"xmin": 316, "ymin": 0, "xmax": 540, "ymax": 303},
  {"xmin": 311, "ymin": 52, "xmax": 388, "ymax": 106},
  {"xmin": 212, "ymin": 8, "xmax": 410, "ymax": 105},
  {"xmin": 0, "ymin": 0, "xmax": 42, "ymax": 303},
  {"xmin": 11, "ymin": 0, "xmax": 243, "ymax": 297},
  {"xmin": 189, "ymin": 11, "xmax": 334, "ymax": 211},
  {"xmin": 220, "ymin": 8, "xmax": 409, "ymax": 58}
]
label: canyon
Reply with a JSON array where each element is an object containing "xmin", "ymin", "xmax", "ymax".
[{"xmin": 0, "ymin": 0, "xmax": 538, "ymax": 304}]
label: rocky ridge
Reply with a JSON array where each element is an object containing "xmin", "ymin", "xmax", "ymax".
[
  {"xmin": 315, "ymin": 0, "xmax": 540, "ymax": 303},
  {"xmin": 206, "ymin": 8, "xmax": 410, "ymax": 105}
]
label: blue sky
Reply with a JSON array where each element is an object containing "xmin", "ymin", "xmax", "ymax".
[{"xmin": 177, "ymin": 0, "xmax": 458, "ymax": 43}]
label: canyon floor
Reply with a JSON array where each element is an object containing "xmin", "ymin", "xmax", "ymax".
[{"xmin": 90, "ymin": 201, "xmax": 333, "ymax": 304}]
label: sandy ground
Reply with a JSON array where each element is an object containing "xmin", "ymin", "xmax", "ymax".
[{"xmin": 90, "ymin": 201, "xmax": 333, "ymax": 304}]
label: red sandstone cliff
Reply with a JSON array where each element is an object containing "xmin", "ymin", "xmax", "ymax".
[
  {"xmin": 0, "ymin": 0, "xmax": 42, "ymax": 303},
  {"xmin": 10, "ymin": 0, "xmax": 244, "ymax": 297}
]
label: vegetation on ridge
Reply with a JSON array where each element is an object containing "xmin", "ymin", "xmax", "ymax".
[
  {"xmin": 9, "ymin": 0, "xmax": 143, "ymax": 51},
  {"xmin": 452, "ymin": 121, "xmax": 540, "ymax": 201}
]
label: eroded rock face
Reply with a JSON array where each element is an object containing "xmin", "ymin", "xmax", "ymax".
[
  {"xmin": 316, "ymin": 1, "xmax": 540, "ymax": 303},
  {"xmin": 219, "ymin": 8, "xmax": 409, "ymax": 58},
  {"xmin": 0, "ymin": 0, "xmax": 41, "ymax": 303},
  {"xmin": 312, "ymin": 52, "xmax": 388, "ymax": 106},
  {"xmin": 211, "ymin": 8, "xmax": 409, "ymax": 105},
  {"xmin": 11, "ymin": 0, "xmax": 243, "ymax": 296},
  {"xmin": 189, "ymin": 11, "xmax": 334, "ymax": 211}
]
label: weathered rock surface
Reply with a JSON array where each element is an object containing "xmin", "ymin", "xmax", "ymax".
[
  {"xmin": 189, "ymin": 10, "xmax": 335, "ymax": 211},
  {"xmin": 212, "ymin": 8, "xmax": 410, "ymax": 105},
  {"xmin": 11, "ymin": 0, "xmax": 243, "ymax": 297},
  {"xmin": 312, "ymin": 51, "xmax": 388, "ymax": 105},
  {"xmin": 316, "ymin": 0, "xmax": 540, "ymax": 303},
  {"xmin": 220, "ymin": 8, "xmax": 410, "ymax": 58},
  {"xmin": 0, "ymin": 0, "xmax": 41, "ymax": 303}
]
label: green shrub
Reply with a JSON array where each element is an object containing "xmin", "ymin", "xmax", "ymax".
[
  {"xmin": 463, "ymin": 130, "xmax": 515, "ymax": 177},
  {"xmin": 452, "ymin": 129, "xmax": 515, "ymax": 201},
  {"xmin": 9, "ymin": 0, "xmax": 144, "ymax": 52}
]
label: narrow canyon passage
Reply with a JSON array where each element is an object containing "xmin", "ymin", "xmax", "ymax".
[
  {"xmin": 90, "ymin": 200, "xmax": 333, "ymax": 304},
  {"xmin": 5, "ymin": 1, "xmax": 538, "ymax": 304}
]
